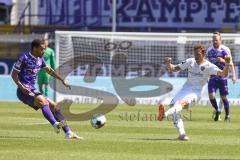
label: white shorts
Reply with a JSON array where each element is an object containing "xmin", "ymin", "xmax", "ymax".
[{"xmin": 170, "ymin": 87, "xmax": 201, "ymax": 107}]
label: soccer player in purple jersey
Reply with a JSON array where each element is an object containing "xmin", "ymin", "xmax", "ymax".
[
  {"xmin": 207, "ymin": 32, "xmax": 236, "ymax": 122},
  {"xmin": 11, "ymin": 39, "xmax": 83, "ymax": 140}
]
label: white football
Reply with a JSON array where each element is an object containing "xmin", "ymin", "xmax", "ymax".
[{"xmin": 90, "ymin": 113, "xmax": 106, "ymax": 129}]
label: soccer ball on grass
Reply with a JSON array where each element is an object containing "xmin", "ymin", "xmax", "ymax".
[{"xmin": 90, "ymin": 113, "xmax": 106, "ymax": 129}]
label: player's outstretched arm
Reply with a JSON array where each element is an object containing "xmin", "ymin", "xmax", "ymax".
[
  {"xmin": 230, "ymin": 60, "xmax": 237, "ymax": 84},
  {"xmin": 44, "ymin": 66, "xmax": 71, "ymax": 90},
  {"xmin": 218, "ymin": 56, "xmax": 236, "ymax": 83},
  {"xmin": 217, "ymin": 56, "xmax": 232, "ymax": 77},
  {"xmin": 165, "ymin": 57, "xmax": 181, "ymax": 72}
]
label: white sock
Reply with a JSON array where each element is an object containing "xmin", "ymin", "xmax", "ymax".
[
  {"xmin": 165, "ymin": 103, "xmax": 183, "ymax": 117},
  {"xmin": 176, "ymin": 118, "xmax": 186, "ymax": 135},
  {"xmin": 66, "ymin": 130, "xmax": 73, "ymax": 135},
  {"xmin": 172, "ymin": 113, "xmax": 186, "ymax": 135},
  {"xmin": 53, "ymin": 122, "xmax": 59, "ymax": 127}
]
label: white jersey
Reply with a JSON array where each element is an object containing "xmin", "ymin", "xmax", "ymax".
[{"xmin": 178, "ymin": 58, "xmax": 221, "ymax": 90}]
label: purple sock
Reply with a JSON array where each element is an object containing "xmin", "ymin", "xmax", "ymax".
[
  {"xmin": 54, "ymin": 105, "xmax": 71, "ymax": 133},
  {"xmin": 222, "ymin": 99, "xmax": 230, "ymax": 118},
  {"xmin": 210, "ymin": 99, "xmax": 219, "ymax": 112},
  {"xmin": 41, "ymin": 105, "xmax": 57, "ymax": 125}
]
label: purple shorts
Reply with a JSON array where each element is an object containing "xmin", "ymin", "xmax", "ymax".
[
  {"xmin": 17, "ymin": 88, "xmax": 42, "ymax": 110},
  {"xmin": 208, "ymin": 76, "xmax": 228, "ymax": 96}
]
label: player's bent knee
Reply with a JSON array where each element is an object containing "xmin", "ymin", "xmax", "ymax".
[
  {"xmin": 209, "ymin": 93, "xmax": 215, "ymax": 99},
  {"xmin": 55, "ymin": 104, "xmax": 61, "ymax": 110},
  {"xmin": 50, "ymin": 104, "xmax": 60, "ymax": 111},
  {"xmin": 47, "ymin": 99, "xmax": 58, "ymax": 110},
  {"xmin": 35, "ymin": 95, "xmax": 49, "ymax": 106},
  {"xmin": 221, "ymin": 96, "xmax": 227, "ymax": 100},
  {"xmin": 179, "ymin": 100, "xmax": 188, "ymax": 106}
]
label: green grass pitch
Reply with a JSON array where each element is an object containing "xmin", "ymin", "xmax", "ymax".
[{"xmin": 0, "ymin": 102, "xmax": 240, "ymax": 160}]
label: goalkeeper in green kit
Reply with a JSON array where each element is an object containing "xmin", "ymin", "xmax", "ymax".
[{"xmin": 37, "ymin": 35, "xmax": 56, "ymax": 96}]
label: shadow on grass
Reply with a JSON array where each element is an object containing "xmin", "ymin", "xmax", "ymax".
[
  {"xmin": 128, "ymin": 137, "xmax": 175, "ymax": 141},
  {"xmin": 172, "ymin": 159, "xmax": 236, "ymax": 160},
  {"xmin": 0, "ymin": 135, "xmax": 41, "ymax": 139}
]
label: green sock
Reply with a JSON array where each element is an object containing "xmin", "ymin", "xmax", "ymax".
[{"xmin": 45, "ymin": 88, "xmax": 48, "ymax": 96}]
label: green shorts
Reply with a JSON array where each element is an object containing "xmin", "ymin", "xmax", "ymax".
[{"xmin": 37, "ymin": 71, "xmax": 50, "ymax": 85}]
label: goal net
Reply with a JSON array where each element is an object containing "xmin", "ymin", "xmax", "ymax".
[{"xmin": 54, "ymin": 31, "xmax": 240, "ymax": 106}]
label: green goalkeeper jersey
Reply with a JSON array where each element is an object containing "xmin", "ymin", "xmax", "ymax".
[{"xmin": 37, "ymin": 47, "xmax": 56, "ymax": 82}]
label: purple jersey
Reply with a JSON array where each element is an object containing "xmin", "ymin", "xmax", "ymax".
[
  {"xmin": 13, "ymin": 52, "xmax": 47, "ymax": 90},
  {"xmin": 207, "ymin": 44, "xmax": 231, "ymax": 70},
  {"xmin": 207, "ymin": 45, "xmax": 230, "ymax": 95}
]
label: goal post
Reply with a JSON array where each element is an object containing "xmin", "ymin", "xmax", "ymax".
[{"xmin": 53, "ymin": 31, "xmax": 240, "ymax": 105}]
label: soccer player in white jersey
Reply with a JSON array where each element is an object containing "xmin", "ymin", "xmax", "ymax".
[
  {"xmin": 207, "ymin": 32, "xmax": 236, "ymax": 122},
  {"xmin": 157, "ymin": 45, "xmax": 231, "ymax": 141}
]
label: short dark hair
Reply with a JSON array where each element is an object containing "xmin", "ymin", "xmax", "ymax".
[
  {"xmin": 31, "ymin": 39, "xmax": 44, "ymax": 50},
  {"xmin": 194, "ymin": 44, "xmax": 205, "ymax": 55}
]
